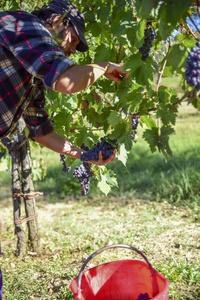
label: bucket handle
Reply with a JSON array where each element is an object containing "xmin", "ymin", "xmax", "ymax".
[{"xmin": 77, "ymin": 244, "xmax": 159, "ymax": 297}]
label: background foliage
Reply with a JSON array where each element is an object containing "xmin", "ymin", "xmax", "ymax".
[{"xmin": 0, "ymin": 0, "xmax": 200, "ymax": 194}]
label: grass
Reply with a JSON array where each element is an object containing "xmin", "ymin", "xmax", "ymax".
[
  {"xmin": 0, "ymin": 81, "xmax": 200, "ymax": 299},
  {"xmin": 1, "ymin": 198, "xmax": 200, "ymax": 299}
]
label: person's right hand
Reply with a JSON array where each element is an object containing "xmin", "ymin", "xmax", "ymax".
[{"xmin": 104, "ymin": 62, "xmax": 130, "ymax": 84}]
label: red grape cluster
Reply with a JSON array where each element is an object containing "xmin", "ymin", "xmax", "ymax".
[
  {"xmin": 185, "ymin": 41, "xmax": 200, "ymax": 90},
  {"xmin": 139, "ymin": 24, "xmax": 154, "ymax": 61},
  {"xmin": 80, "ymin": 138, "xmax": 119, "ymax": 162},
  {"xmin": 136, "ymin": 292, "xmax": 151, "ymax": 300}
]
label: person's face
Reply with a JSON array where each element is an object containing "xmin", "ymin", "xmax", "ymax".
[
  {"xmin": 51, "ymin": 17, "xmax": 80, "ymax": 56},
  {"xmin": 58, "ymin": 25, "xmax": 80, "ymax": 57}
]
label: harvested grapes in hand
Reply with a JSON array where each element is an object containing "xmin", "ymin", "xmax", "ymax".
[
  {"xmin": 136, "ymin": 292, "xmax": 151, "ymax": 300},
  {"xmin": 80, "ymin": 138, "xmax": 119, "ymax": 162},
  {"xmin": 185, "ymin": 41, "xmax": 200, "ymax": 90}
]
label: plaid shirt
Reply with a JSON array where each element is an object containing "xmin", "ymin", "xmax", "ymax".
[{"xmin": 0, "ymin": 10, "xmax": 75, "ymax": 140}]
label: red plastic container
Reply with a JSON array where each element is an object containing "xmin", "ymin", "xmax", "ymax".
[{"xmin": 70, "ymin": 244, "xmax": 169, "ymax": 300}]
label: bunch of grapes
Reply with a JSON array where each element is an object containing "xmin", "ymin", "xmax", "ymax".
[
  {"xmin": 73, "ymin": 164, "xmax": 91, "ymax": 196},
  {"xmin": 185, "ymin": 41, "xmax": 200, "ymax": 90},
  {"xmin": 80, "ymin": 138, "xmax": 119, "ymax": 162},
  {"xmin": 71, "ymin": 144, "xmax": 94, "ymax": 196},
  {"xmin": 139, "ymin": 24, "xmax": 154, "ymax": 61},
  {"xmin": 130, "ymin": 115, "xmax": 140, "ymax": 140},
  {"xmin": 136, "ymin": 293, "xmax": 151, "ymax": 300},
  {"xmin": 60, "ymin": 154, "xmax": 71, "ymax": 173}
]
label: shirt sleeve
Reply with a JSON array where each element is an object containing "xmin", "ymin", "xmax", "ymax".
[
  {"xmin": 1, "ymin": 12, "xmax": 75, "ymax": 91},
  {"xmin": 23, "ymin": 80, "xmax": 54, "ymax": 140}
]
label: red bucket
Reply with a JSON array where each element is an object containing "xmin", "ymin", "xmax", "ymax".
[{"xmin": 70, "ymin": 244, "xmax": 169, "ymax": 300}]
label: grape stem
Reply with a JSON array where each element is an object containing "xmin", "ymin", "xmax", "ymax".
[
  {"xmin": 188, "ymin": 15, "xmax": 200, "ymax": 34},
  {"xmin": 186, "ymin": 22, "xmax": 198, "ymax": 40},
  {"xmin": 156, "ymin": 40, "xmax": 171, "ymax": 93},
  {"xmin": 173, "ymin": 90, "xmax": 196, "ymax": 107}
]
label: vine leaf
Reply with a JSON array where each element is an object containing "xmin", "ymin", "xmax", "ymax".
[
  {"xmin": 117, "ymin": 143, "xmax": 128, "ymax": 166},
  {"xmin": 98, "ymin": 169, "xmax": 118, "ymax": 195}
]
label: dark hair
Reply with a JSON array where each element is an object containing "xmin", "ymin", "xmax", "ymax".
[{"xmin": 31, "ymin": 8, "xmax": 71, "ymax": 27}]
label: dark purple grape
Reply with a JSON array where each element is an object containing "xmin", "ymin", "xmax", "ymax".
[
  {"xmin": 185, "ymin": 41, "xmax": 200, "ymax": 90},
  {"xmin": 80, "ymin": 138, "xmax": 119, "ymax": 162},
  {"xmin": 139, "ymin": 24, "xmax": 154, "ymax": 61},
  {"xmin": 130, "ymin": 115, "xmax": 140, "ymax": 140},
  {"xmin": 60, "ymin": 154, "xmax": 71, "ymax": 173},
  {"xmin": 72, "ymin": 163, "xmax": 93, "ymax": 196}
]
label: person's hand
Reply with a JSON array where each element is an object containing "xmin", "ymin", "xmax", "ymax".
[
  {"xmin": 87, "ymin": 149, "xmax": 117, "ymax": 166},
  {"xmin": 104, "ymin": 62, "xmax": 130, "ymax": 84}
]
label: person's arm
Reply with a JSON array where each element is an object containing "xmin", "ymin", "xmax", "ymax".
[
  {"xmin": 55, "ymin": 62, "xmax": 129, "ymax": 94},
  {"xmin": 34, "ymin": 132, "xmax": 116, "ymax": 166}
]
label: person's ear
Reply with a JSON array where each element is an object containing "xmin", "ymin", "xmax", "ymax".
[{"xmin": 51, "ymin": 16, "xmax": 63, "ymax": 31}]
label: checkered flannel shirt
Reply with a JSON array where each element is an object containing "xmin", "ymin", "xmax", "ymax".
[{"xmin": 0, "ymin": 10, "xmax": 75, "ymax": 140}]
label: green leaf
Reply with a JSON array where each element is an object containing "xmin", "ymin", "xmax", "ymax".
[
  {"xmin": 110, "ymin": 122, "xmax": 128, "ymax": 142},
  {"xmin": 94, "ymin": 44, "xmax": 116, "ymax": 62},
  {"xmin": 141, "ymin": 115, "xmax": 157, "ymax": 129},
  {"xmin": 75, "ymin": 127, "xmax": 88, "ymax": 146},
  {"xmin": 107, "ymin": 111, "xmax": 120, "ymax": 126},
  {"xmin": 125, "ymin": 54, "xmax": 154, "ymax": 87},
  {"xmin": 134, "ymin": 20, "xmax": 146, "ymax": 48},
  {"xmin": 98, "ymin": 168, "xmax": 118, "ymax": 195},
  {"xmin": 177, "ymin": 34, "xmax": 196, "ymax": 48},
  {"xmin": 143, "ymin": 127, "xmax": 158, "ymax": 153},
  {"xmin": 162, "ymin": 0, "xmax": 192, "ymax": 26},
  {"xmin": 167, "ymin": 44, "xmax": 188, "ymax": 71},
  {"xmin": 117, "ymin": 143, "xmax": 128, "ymax": 166},
  {"xmin": 98, "ymin": 179, "xmax": 111, "ymax": 195},
  {"xmin": 156, "ymin": 104, "xmax": 177, "ymax": 125},
  {"xmin": 135, "ymin": 0, "xmax": 155, "ymax": 19}
]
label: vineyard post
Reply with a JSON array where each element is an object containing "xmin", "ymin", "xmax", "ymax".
[
  {"xmin": 17, "ymin": 120, "xmax": 40, "ymax": 255},
  {"xmin": 2, "ymin": 137, "xmax": 27, "ymax": 257}
]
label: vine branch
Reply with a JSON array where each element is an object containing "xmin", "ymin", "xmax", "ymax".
[
  {"xmin": 186, "ymin": 22, "xmax": 199, "ymax": 40},
  {"xmin": 156, "ymin": 40, "xmax": 171, "ymax": 93},
  {"xmin": 188, "ymin": 15, "xmax": 200, "ymax": 35}
]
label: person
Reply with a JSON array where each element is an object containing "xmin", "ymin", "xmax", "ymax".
[{"xmin": 0, "ymin": 0, "xmax": 129, "ymax": 165}]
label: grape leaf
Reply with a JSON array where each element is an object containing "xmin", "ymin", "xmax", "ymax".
[
  {"xmin": 98, "ymin": 169, "xmax": 118, "ymax": 195},
  {"xmin": 117, "ymin": 143, "xmax": 128, "ymax": 166},
  {"xmin": 141, "ymin": 116, "xmax": 157, "ymax": 129},
  {"xmin": 107, "ymin": 111, "xmax": 120, "ymax": 126}
]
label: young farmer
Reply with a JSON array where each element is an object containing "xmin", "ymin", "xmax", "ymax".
[{"xmin": 0, "ymin": 0, "xmax": 129, "ymax": 165}]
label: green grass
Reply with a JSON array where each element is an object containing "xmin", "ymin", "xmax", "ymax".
[{"xmin": 1, "ymin": 199, "xmax": 200, "ymax": 299}]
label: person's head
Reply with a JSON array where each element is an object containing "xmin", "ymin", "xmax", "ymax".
[{"xmin": 32, "ymin": 0, "xmax": 88, "ymax": 56}]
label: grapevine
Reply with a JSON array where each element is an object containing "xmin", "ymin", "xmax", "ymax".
[
  {"xmin": 139, "ymin": 24, "xmax": 154, "ymax": 61},
  {"xmin": 185, "ymin": 41, "xmax": 200, "ymax": 90}
]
